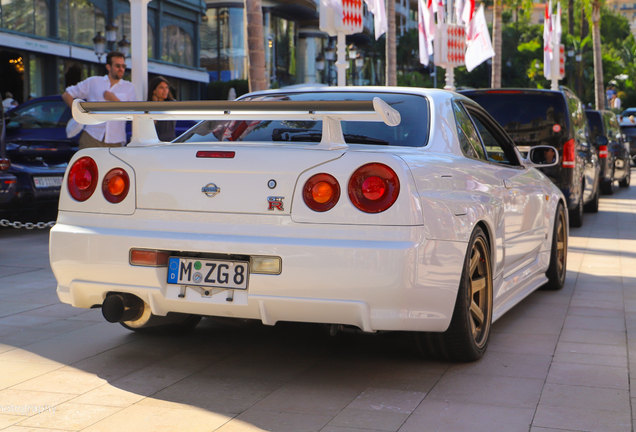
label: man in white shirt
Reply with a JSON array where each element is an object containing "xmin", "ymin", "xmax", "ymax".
[{"xmin": 62, "ymin": 51, "xmax": 136, "ymax": 149}]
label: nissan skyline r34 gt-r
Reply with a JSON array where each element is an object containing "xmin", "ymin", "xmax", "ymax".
[{"xmin": 49, "ymin": 87, "xmax": 568, "ymax": 362}]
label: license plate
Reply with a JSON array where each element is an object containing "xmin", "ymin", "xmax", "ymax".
[
  {"xmin": 33, "ymin": 176, "xmax": 63, "ymax": 188},
  {"xmin": 167, "ymin": 257, "xmax": 249, "ymax": 290}
]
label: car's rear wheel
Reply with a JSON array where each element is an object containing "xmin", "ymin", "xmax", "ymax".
[
  {"xmin": 415, "ymin": 227, "xmax": 493, "ymax": 362},
  {"xmin": 568, "ymin": 193, "xmax": 584, "ymax": 228},
  {"xmin": 544, "ymin": 203, "xmax": 567, "ymax": 290},
  {"xmin": 619, "ymin": 168, "xmax": 631, "ymax": 188}
]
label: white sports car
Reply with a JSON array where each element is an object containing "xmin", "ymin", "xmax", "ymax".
[{"xmin": 49, "ymin": 87, "xmax": 567, "ymax": 362}]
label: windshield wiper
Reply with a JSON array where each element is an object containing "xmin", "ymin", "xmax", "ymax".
[{"xmin": 272, "ymin": 128, "xmax": 321, "ymax": 141}]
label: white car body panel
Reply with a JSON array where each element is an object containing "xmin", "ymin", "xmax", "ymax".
[{"xmin": 50, "ymin": 87, "xmax": 566, "ymax": 334}]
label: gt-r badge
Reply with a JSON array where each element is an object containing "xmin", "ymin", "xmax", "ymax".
[
  {"xmin": 202, "ymin": 183, "xmax": 221, "ymax": 197},
  {"xmin": 268, "ymin": 196, "xmax": 284, "ymax": 211}
]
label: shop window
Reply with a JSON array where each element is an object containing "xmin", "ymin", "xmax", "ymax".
[
  {"xmin": 1, "ymin": 0, "xmax": 49, "ymax": 37},
  {"xmin": 161, "ymin": 25, "xmax": 193, "ymax": 66},
  {"xmin": 268, "ymin": 16, "xmax": 297, "ymax": 87},
  {"xmin": 58, "ymin": 0, "xmax": 105, "ymax": 48},
  {"xmin": 113, "ymin": 13, "xmax": 154, "ymax": 58},
  {"xmin": 200, "ymin": 7, "xmax": 247, "ymax": 81}
]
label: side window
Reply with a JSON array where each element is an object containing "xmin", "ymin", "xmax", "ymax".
[
  {"xmin": 452, "ymin": 102, "xmax": 486, "ymax": 160},
  {"xmin": 470, "ymin": 116, "xmax": 513, "ymax": 165}
]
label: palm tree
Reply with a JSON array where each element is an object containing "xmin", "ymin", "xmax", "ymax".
[
  {"xmin": 590, "ymin": 0, "xmax": 604, "ymax": 109},
  {"xmin": 386, "ymin": 0, "xmax": 397, "ymax": 85},
  {"xmin": 245, "ymin": 0, "xmax": 267, "ymax": 91},
  {"xmin": 491, "ymin": 0, "xmax": 502, "ymax": 88}
]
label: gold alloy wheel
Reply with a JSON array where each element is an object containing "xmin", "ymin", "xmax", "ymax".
[
  {"xmin": 468, "ymin": 237, "xmax": 492, "ymax": 349},
  {"xmin": 555, "ymin": 209, "xmax": 567, "ymax": 279}
]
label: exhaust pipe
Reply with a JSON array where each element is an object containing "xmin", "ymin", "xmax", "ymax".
[{"xmin": 102, "ymin": 293, "xmax": 144, "ymax": 323}]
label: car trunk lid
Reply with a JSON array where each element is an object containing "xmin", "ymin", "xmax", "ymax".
[{"xmin": 111, "ymin": 144, "xmax": 345, "ymax": 215}]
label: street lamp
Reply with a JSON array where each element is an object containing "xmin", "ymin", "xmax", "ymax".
[
  {"xmin": 325, "ymin": 46, "xmax": 335, "ymax": 86},
  {"xmin": 348, "ymin": 44, "xmax": 357, "ymax": 60},
  {"xmin": 105, "ymin": 23, "xmax": 118, "ymax": 44},
  {"xmin": 118, "ymin": 35, "xmax": 131, "ymax": 58},
  {"xmin": 93, "ymin": 31, "xmax": 106, "ymax": 63}
]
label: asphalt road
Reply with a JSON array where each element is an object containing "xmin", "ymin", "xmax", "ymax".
[{"xmin": 0, "ymin": 181, "xmax": 634, "ymax": 432}]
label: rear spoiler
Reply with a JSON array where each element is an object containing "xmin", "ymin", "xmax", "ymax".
[{"xmin": 72, "ymin": 98, "xmax": 401, "ymax": 150}]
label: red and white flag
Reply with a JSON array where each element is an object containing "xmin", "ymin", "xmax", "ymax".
[
  {"xmin": 464, "ymin": 4, "xmax": 494, "ymax": 72},
  {"xmin": 364, "ymin": 0, "xmax": 387, "ymax": 40},
  {"xmin": 460, "ymin": 0, "xmax": 475, "ymax": 25},
  {"xmin": 418, "ymin": 0, "xmax": 435, "ymax": 65},
  {"xmin": 543, "ymin": 0, "xmax": 553, "ymax": 79}
]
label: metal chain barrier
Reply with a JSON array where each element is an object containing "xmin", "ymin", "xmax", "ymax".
[{"xmin": 0, "ymin": 219, "xmax": 56, "ymax": 229}]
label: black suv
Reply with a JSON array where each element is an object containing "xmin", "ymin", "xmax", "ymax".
[
  {"xmin": 585, "ymin": 109, "xmax": 630, "ymax": 194},
  {"xmin": 460, "ymin": 88, "xmax": 600, "ymax": 227}
]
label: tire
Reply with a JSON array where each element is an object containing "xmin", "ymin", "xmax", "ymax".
[
  {"xmin": 543, "ymin": 203, "xmax": 567, "ymax": 290},
  {"xmin": 415, "ymin": 227, "xmax": 493, "ymax": 362},
  {"xmin": 619, "ymin": 168, "xmax": 631, "ymax": 188},
  {"xmin": 120, "ymin": 313, "xmax": 202, "ymax": 334},
  {"xmin": 583, "ymin": 184, "xmax": 599, "ymax": 213},
  {"xmin": 600, "ymin": 179, "xmax": 614, "ymax": 195},
  {"xmin": 568, "ymin": 193, "xmax": 583, "ymax": 228}
]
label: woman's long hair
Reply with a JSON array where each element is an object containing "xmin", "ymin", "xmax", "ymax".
[{"xmin": 148, "ymin": 76, "xmax": 175, "ymax": 101}]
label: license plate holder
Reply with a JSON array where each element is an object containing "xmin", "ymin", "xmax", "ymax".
[
  {"xmin": 167, "ymin": 257, "xmax": 249, "ymax": 290},
  {"xmin": 33, "ymin": 176, "xmax": 63, "ymax": 188}
]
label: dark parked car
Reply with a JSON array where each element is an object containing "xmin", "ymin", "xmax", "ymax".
[
  {"xmin": 2, "ymin": 96, "xmax": 78, "ymax": 211},
  {"xmin": 585, "ymin": 109, "xmax": 630, "ymax": 194},
  {"xmin": 620, "ymin": 122, "xmax": 636, "ymax": 164},
  {"xmin": 460, "ymin": 88, "xmax": 600, "ymax": 227}
]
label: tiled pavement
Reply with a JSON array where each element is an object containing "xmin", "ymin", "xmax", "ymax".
[{"xmin": 0, "ymin": 181, "xmax": 635, "ymax": 431}]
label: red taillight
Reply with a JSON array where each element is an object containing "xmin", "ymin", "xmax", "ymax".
[
  {"xmin": 0, "ymin": 158, "xmax": 10, "ymax": 171},
  {"xmin": 348, "ymin": 163, "xmax": 400, "ymax": 213},
  {"xmin": 598, "ymin": 145, "xmax": 608, "ymax": 158},
  {"xmin": 562, "ymin": 139, "xmax": 576, "ymax": 168},
  {"xmin": 196, "ymin": 151, "xmax": 236, "ymax": 158},
  {"xmin": 303, "ymin": 173, "xmax": 340, "ymax": 212},
  {"xmin": 102, "ymin": 168, "xmax": 130, "ymax": 203},
  {"xmin": 130, "ymin": 249, "xmax": 170, "ymax": 267},
  {"xmin": 68, "ymin": 157, "xmax": 98, "ymax": 201}
]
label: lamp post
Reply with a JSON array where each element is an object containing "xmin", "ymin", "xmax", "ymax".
[
  {"xmin": 348, "ymin": 44, "xmax": 357, "ymax": 85},
  {"xmin": 118, "ymin": 35, "xmax": 131, "ymax": 58},
  {"xmin": 93, "ymin": 32, "xmax": 106, "ymax": 63},
  {"xmin": 105, "ymin": 22, "xmax": 118, "ymax": 50}
]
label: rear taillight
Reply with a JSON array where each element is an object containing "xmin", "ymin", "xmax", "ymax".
[
  {"xmin": 303, "ymin": 173, "xmax": 340, "ymax": 212},
  {"xmin": 562, "ymin": 139, "xmax": 576, "ymax": 168},
  {"xmin": 598, "ymin": 145, "xmax": 608, "ymax": 158},
  {"xmin": 130, "ymin": 249, "xmax": 170, "ymax": 267},
  {"xmin": 102, "ymin": 168, "xmax": 130, "ymax": 203},
  {"xmin": 0, "ymin": 158, "xmax": 10, "ymax": 171},
  {"xmin": 348, "ymin": 163, "xmax": 400, "ymax": 213},
  {"xmin": 68, "ymin": 157, "xmax": 98, "ymax": 201}
]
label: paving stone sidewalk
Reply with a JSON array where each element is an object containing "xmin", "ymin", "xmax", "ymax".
[{"xmin": 0, "ymin": 181, "xmax": 634, "ymax": 432}]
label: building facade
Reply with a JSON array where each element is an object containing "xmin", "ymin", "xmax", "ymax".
[{"xmin": 0, "ymin": 0, "xmax": 209, "ymax": 104}]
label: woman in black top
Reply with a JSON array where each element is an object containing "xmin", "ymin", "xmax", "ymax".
[{"xmin": 148, "ymin": 76, "xmax": 176, "ymax": 141}]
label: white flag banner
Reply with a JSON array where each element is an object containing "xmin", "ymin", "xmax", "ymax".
[
  {"xmin": 418, "ymin": 0, "xmax": 434, "ymax": 65},
  {"xmin": 543, "ymin": 0, "xmax": 553, "ymax": 79},
  {"xmin": 464, "ymin": 4, "xmax": 494, "ymax": 72},
  {"xmin": 461, "ymin": 0, "xmax": 475, "ymax": 25},
  {"xmin": 364, "ymin": 0, "xmax": 387, "ymax": 40}
]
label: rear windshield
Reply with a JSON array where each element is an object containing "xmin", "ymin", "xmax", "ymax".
[
  {"xmin": 585, "ymin": 111, "xmax": 603, "ymax": 144},
  {"xmin": 175, "ymin": 92, "xmax": 430, "ymax": 147},
  {"xmin": 464, "ymin": 92, "xmax": 568, "ymax": 148}
]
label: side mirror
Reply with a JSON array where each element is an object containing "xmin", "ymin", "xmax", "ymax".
[
  {"xmin": 523, "ymin": 145, "xmax": 559, "ymax": 168},
  {"xmin": 596, "ymin": 135, "xmax": 608, "ymax": 146}
]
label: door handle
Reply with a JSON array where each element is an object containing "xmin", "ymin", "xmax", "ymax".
[{"xmin": 503, "ymin": 179, "xmax": 513, "ymax": 189}]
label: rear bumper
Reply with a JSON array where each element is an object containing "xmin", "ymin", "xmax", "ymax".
[{"xmin": 50, "ymin": 210, "xmax": 467, "ymax": 333}]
